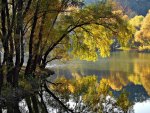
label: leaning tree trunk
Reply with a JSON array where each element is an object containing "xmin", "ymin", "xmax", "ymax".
[
  {"xmin": 25, "ymin": 0, "xmax": 41, "ymax": 77},
  {"xmin": 13, "ymin": 0, "xmax": 23, "ymax": 87}
]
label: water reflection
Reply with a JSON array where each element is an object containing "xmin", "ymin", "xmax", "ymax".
[
  {"xmin": 50, "ymin": 51, "xmax": 150, "ymax": 103},
  {"xmin": 50, "ymin": 75, "xmax": 133, "ymax": 113}
]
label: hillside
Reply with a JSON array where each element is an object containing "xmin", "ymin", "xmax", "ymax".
[
  {"xmin": 114, "ymin": 0, "xmax": 150, "ymax": 16},
  {"xmin": 85, "ymin": 0, "xmax": 150, "ymax": 16}
]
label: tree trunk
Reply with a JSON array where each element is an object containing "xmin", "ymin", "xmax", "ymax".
[
  {"xmin": 0, "ymin": 65, "xmax": 3, "ymax": 95},
  {"xmin": 0, "ymin": 48, "xmax": 2, "ymax": 94},
  {"xmin": 31, "ymin": 95, "xmax": 39, "ymax": 113},
  {"xmin": 13, "ymin": 0, "xmax": 23, "ymax": 87},
  {"xmin": 26, "ymin": 97, "xmax": 34, "ymax": 113},
  {"xmin": 13, "ymin": 102, "xmax": 21, "ymax": 113},
  {"xmin": 25, "ymin": 0, "xmax": 41, "ymax": 77},
  {"xmin": 40, "ymin": 92, "xmax": 49, "ymax": 113},
  {"xmin": 7, "ymin": 102, "xmax": 21, "ymax": 113},
  {"xmin": 7, "ymin": 104, "xmax": 14, "ymax": 113}
]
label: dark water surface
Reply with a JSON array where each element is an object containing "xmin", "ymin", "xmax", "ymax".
[{"xmin": 49, "ymin": 51, "xmax": 150, "ymax": 113}]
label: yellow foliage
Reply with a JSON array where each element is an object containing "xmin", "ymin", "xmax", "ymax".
[
  {"xmin": 68, "ymin": 83, "xmax": 75, "ymax": 93},
  {"xmin": 50, "ymin": 74, "xmax": 132, "ymax": 112},
  {"xmin": 116, "ymin": 91, "xmax": 133, "ymax": 112},
  {"xmin": 97, "ymin": 78, "xmax": 110, "ymax": 95},
  {"xmin": 128, "ymin": 74, "xmax": 141, "ymax": 85},
  {"xmin": 129, "ymin": 15, "xmax": 144, "ymax": 28},
  {"xmin": 135, "ymin": 10, "xmax": 150, "ymax": 45}
]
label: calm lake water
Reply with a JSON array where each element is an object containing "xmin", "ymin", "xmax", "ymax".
[{"xmin": 49, "ymin": 51, "xmax": 150, "ymax": 113}]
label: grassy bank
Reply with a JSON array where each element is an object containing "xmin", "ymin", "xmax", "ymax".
[
  {"xmin": 115, "ymin": 46, "xmax": 150, "ymax": 53},
  {"xmin": 115, "ymin": 47, "xmax": 138, "ymax": 52},
  {"xmin": 138, "ymin": 46, "xmax": 150, "ymax": 53}
]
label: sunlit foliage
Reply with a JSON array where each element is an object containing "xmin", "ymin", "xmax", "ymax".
[
  {"xmin": 31, "ymin": 0, "xmax": 132, "ymax": 62},
  {"xmin": 129, "ymin": 15, "xmax": 144, "ymax": 29},
  {"xmin": 135, "ymin": 10, "xmax": 150, "ymax": 45}
]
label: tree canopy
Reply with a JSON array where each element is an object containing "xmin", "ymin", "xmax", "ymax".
[
  {"xmin": 0, "ymin": 0, "xmax": 133, "ymax": 112},
  {"xmin": 135, "ymin": 10, "xmax": 150, "ymax": 45}
]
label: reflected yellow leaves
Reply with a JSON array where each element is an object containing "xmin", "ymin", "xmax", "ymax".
[
  {"xmin": 51, "ymin": 75, "xmax": 99, "ymax": 96},
  {"xmin": 137, "ymin": 64, "xmax": 150, "ymax": 95},
  {"xmin": 61, "ymin": 59, "xmax": 150, "ymax": 96},
  {"xmin": 128, "ymin": 62, "xmax": 150, "ymax": 95},
  {"xmin": 54, "ymin": 59, "xmax": 150, "ymax": 95},
  {"xmin": 128, "ymin": 74, "xmax": 141, "ymax": 85},
  {"xmin": 97, "ymin": 78, "xmax": 110, "ymax": 96},
  {"xmin": 107, "ymin": 72, "xmax": 129, "ymax": 91},
  {"xmin": 51, "ymin": 75, "xmax": 132, "ymax": 112},
  {"xmin": 142, "ymin": 75, "xmax": 150, "ymax": 95},
  {"xmin": 116, "ymin": 91, "xmax": 133, "ymax": 112},
  {"xmin": 68, "ymin": 84, "xmax": 75, "ymax": 93},
  {"xmin": 104, "ymin": 62, "xmax": 150, "ymax": 96}
]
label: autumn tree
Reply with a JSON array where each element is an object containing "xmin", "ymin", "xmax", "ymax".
[
  {"xmin": 129, "ymin": 15, "xmax": 144, "ymax": 30},
  {"xmin": 135, "ymin": 10, "xmax": 150, "ymax": 45},
  {"xmin": 0, "ymin": 0, "xmax": 132, "ymax": 112}
]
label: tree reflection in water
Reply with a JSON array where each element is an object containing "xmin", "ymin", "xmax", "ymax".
[
  {"xmin": 48, "ymin": 75, "xmax": 133, "ymax": 113},
  {"xmin": 46, "ymin": 52, "xmax": 150, "ymax": 112},
  {"xmin": 48, "ymin": 63, "xmax": 150, "ymax": 113}
]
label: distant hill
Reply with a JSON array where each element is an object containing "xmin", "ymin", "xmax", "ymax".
[
  {"xmin": 114, "ymin": 0, "xmax": 150, "ymax": 16},
  {"xmin": 85, "ymin": 0, "xmax": 150, "ymax": 16}
]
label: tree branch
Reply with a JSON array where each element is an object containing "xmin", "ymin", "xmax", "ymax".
[
  {"xmin": 23, "ymin": 0, "xmax": 32, "ymax": 17},
  {"xmin": 44, "ymin": 82, "xmax": 74, "ymax": 113}
]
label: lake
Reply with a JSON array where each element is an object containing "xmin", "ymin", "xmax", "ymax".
[{"xmin": 49, "ymin": 51, "xmax": 150, "ymax": 113}]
